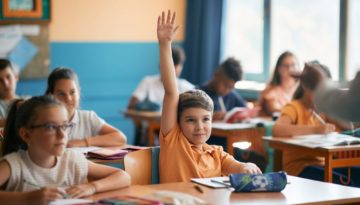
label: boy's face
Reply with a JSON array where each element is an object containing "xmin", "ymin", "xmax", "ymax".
[
  {"xmin": 213, "ymin": 71, "xmax": 236, "ymax": 96},
  {"xmin": 179, "ymin": 107, "xmax": 212, "ymax": 146},
  {"xmin": 0, "ymin": 67, "xmax": 17, "ymax": 100}
]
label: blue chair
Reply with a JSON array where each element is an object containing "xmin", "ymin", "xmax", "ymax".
[{"xmin": 124, "ymin": 146, "xmax": 159, "ymax": 185}]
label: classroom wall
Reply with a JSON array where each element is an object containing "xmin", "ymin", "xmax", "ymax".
[{"xmin": 17, "ymin": 0, "xmax": 186, "ymax": 144}]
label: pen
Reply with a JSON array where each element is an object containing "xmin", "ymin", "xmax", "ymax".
[
  {"xmin": 312, "ymin": 110, "xmax": 326, "ymax": 125},
  {"xmin": 23, "ymin": 180, "xmax": 70, "ymax": 198},
  {"xmin": 193, "ymin": 185, "xmax": 204, "ymax": 194},
  {"xmin": 210, "ymin": 179, "xmax": 232, "ymax": 188}
]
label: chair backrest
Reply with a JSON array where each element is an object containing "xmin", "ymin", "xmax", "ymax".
[{"xmin": 124, "ymin": 147, "xmax": 159, "ymax": 185}]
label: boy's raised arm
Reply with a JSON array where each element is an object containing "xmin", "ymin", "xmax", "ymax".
[{"xmin": 157, "ymin": 10, "xmax": 180, "ymax": 135}]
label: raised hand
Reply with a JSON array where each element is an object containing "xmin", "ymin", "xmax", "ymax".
[{"xmin": 157, "ymin": 10, "xmax": 179, "ymax": 44}]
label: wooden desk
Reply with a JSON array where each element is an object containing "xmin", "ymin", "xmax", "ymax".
[
  {"xmin": 123, "ymin": 110, "xmax": 161, "ymax": 146},
  {"xmin": 88, "ymin": 176, "xmax": 360, "ymax": 205},
  {"xmin": 211, "ymin": 120, "xmax": 273, "ymax": 156},
  {"xmin": 264, "ymin": 137, "xmax": 360, "ymax": 182}
]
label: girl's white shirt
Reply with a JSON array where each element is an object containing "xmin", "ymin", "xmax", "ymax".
[{"xmin": 3, "ymin": 149, "xmax": 88, "ymax": 192}]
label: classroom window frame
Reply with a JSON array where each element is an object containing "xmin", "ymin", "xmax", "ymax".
[{"xmin": 221, "ymin": 0, "xmax": 353, "ymax": 83}]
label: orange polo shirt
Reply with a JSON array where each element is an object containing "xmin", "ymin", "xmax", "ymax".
[
  {"xmin": 159, "ymin": 124, "xmax": 237, "ymax": 183},
  {"xmin": 279, "ymin": 100, "xmax": 339, "ymax": 175}
]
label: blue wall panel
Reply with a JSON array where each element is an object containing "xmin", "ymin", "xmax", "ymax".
[{"xmin": 17, "ymin": 42, "xmax": 161, "ymax": 145}]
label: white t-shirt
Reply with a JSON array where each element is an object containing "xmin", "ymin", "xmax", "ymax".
[
  {"xmin": 3, "ymin": 149, "xmax": 88, "ymax": 192},
  {"xmin": 68, "ymin": 110, "xmax": 106, "ymax": 141},
  {"xmin": 132, "ymin": 75, "xmax": 194, "ymax": 105}
]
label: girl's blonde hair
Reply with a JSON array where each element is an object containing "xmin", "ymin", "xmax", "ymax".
[{"xmin": 177, "ymin": 89, "xmax": 214, "ymax": 121}]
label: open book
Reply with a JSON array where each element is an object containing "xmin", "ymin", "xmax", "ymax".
[
  {"xmin": 286, "ymin": 133, "xmax": 360, "ymax": 148},
  {"xmin": 223, "ymin": 107, "xmax": 260, "ymax": 123}
]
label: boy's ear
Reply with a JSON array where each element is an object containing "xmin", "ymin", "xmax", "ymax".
[{"xmin": 19, "ymin": 127, "xmax": 30, "ymax": 144}]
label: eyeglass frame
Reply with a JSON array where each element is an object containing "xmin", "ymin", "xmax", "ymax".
[{"xmin": 29, "ymin": 122, "xmax": 75, "ymax": 134}]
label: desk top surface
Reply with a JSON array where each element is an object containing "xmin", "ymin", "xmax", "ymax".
[{"xmin": 88, "ymin": 176, "xmax": 360, "ymax": 205}]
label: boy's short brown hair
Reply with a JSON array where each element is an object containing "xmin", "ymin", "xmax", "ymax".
[{"xmin": 177, "ymin": 89, "xmax": 214, "ymax": 121}]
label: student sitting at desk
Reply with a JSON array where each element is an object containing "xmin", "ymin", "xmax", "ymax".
[
  {"xmin": 259, "ymin": 51, "xmax": 299, "ymax": 116},
  {"xmin": 0, "ymin": 96, "xmax": 130, "ymax": 205},
  {"xmin": 272, "ymin": 62, "xmax": 359, "ymax": 186},
  {"xmin": 157, "ymin": 10, "xmax": 261, "ymax": 183},
  {"xmin": 45, "ymin": 68, "xmax": 127, "ymax": 147},
  {"xmin": 198, "ymin": 57, "xmax": 246, "ymax": 122},
  {"xmin": 127, "ymin": 46, "xmax": 194, "ymax": 109},
  {"xmin": 0, "ymin": 59, "xmax": 21, "ymax": 127}
]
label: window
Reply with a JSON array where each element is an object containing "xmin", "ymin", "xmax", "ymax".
[
  {"xmin": 221, "ymin": 0, "xmax": 264, "ymax": 75},
  {"xmin": 348, "ymin": 0, "xmax": 360, "ymax": 80},
  {"xmin": 272, "ymin": 0, "xmax": 340, "ymax": 80}
]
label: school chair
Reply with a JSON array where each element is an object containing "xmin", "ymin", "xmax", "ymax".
[{"xmin": 124, "ymin": 146, "xmax": 160, "ymax": 185}]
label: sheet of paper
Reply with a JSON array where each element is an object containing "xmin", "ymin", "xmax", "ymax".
[
  {"xmin": 9, "ymin": 36, "xmax": 38, "ymax": 70},
  {"xmin": 0, "ymin": 25, "xmax": 22, "ymax": 57},
  {"xmin": 191, "ymin": 176, "xmax": 230, "ymax": 188},
  {"xmin": 49, "ymin": 198, "xmax": 93, "ymax": 205}
]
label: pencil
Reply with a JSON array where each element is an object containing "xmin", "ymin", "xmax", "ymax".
[
  {"xmin": 193, "ymin": 185, "xmax": 204, "ymax": 194},
  {"xmin": 210, "ymin": 179, "xmax": 232, "ymax": 188},
  {"xmin": 312, "ymin": 110, "xmax": 326, "ymax": 125}
]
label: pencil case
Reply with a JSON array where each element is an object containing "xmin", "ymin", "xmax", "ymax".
[{"xmin": 229, "ymin": 171, "xmax": 287, "ymax": 192}]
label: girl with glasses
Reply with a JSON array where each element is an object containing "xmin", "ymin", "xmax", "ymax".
[{"xmin": 0, "ymin": 96, "xmax": 130, "ymax": 205}]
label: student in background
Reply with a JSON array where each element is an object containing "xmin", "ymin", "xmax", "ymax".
[
  {"xmin": 0, "ymin": 59, "xmax": 20, "ymax": 126},
  {"xmin": 315, "ymin": 71, "xmax": 360, "ymax": 122},
  {"xmin": 127, "ymin": 46, "xmax": 194, "ymax": 109},
  {"xmin": 45, "ymin": 68, "xmax": 127, "ymax": 147},
  {"xmin": 157, "ymin": 10, "xmax": 261, "ymax": 183},
  {"xmin": 0, "ymin": 96, "xmax": 130, "ymax": 205},
  {"xmin": 259, "ymin": 51, "xmax": 299, "ymax": 116},
  {"xmin": 272, "ymin": 62, "xmax": 358, "ymax": 186},
  {"xmin": 198, "ymin": 57, "xmax": 246, "ymax": 121}
]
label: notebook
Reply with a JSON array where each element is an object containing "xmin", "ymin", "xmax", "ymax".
[
  {"xmin": 87, "ymin": 146, "xmax": 146, "ymax": 160},
  {"xmin": 223, "ymin": 107, "xmax": 260, "ymax": 123},
  {"xmin": 286, "ymin": 132, "xmax": 360, "ymax": 148}
]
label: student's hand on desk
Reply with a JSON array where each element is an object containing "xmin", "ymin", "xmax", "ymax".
[
  {"xmin": 67, "ymin": 139, "xmax": 87, "ymax": 148},
  {"xmin": 25, "ymin": 187, "xmax": 66, "ymax": 205},
  {"xmin": 315, "ymin": 123, "xmax": 336, "ymax": 134},
  {"xmin": 66, "ymin": 183, "xmax": 96, "ymax": 198},
  {"xmin": 241, "ymin": 162, "xmax": 262, "ymax": 174}
]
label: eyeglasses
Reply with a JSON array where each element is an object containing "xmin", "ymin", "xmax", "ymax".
[{"xmin": 29, "ymin": 122, "xmax": 75, "ymax": 135}]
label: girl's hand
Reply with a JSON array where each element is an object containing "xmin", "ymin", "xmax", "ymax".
[
  {"xmin": 66, "ymin": 183, "xmax": 96, "ymax": 198},
  {"xmin": 241, "ymin": 162, "xmax": 262, "ymax": 174},
  {"xmin": 25, "ymin": 187, "xmax": 65, "ymax": 205},
  {"xmin": 315, "ymin": 123, "xmax": 336, "ymax": 134},
  {"xmin": 157, "ymin": 10, "xmax": 179, "ymax": 44}
]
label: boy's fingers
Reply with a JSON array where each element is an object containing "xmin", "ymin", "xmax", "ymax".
[
  {"xmin": 171, "ymin": 11, "xmax": 176, "ymax": 24},
  {"xmin": 161, "ymin": 11, "xmax": 165, "ymax": 24},
  {"xmin": 166, "ymin": 10, "xmax": 171, "ymax": 23},
  {"xmin": 157, "ymin": 16, "xmax": 160, "ymax": 26},
  {"xmin": 174, "ymin": 25, "xmax": 180, "ymax": 33}
]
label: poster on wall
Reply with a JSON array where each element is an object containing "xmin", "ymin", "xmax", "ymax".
[{"xmin": 0, "ymin": 0, "xmax": 50, "ymax": 79}]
